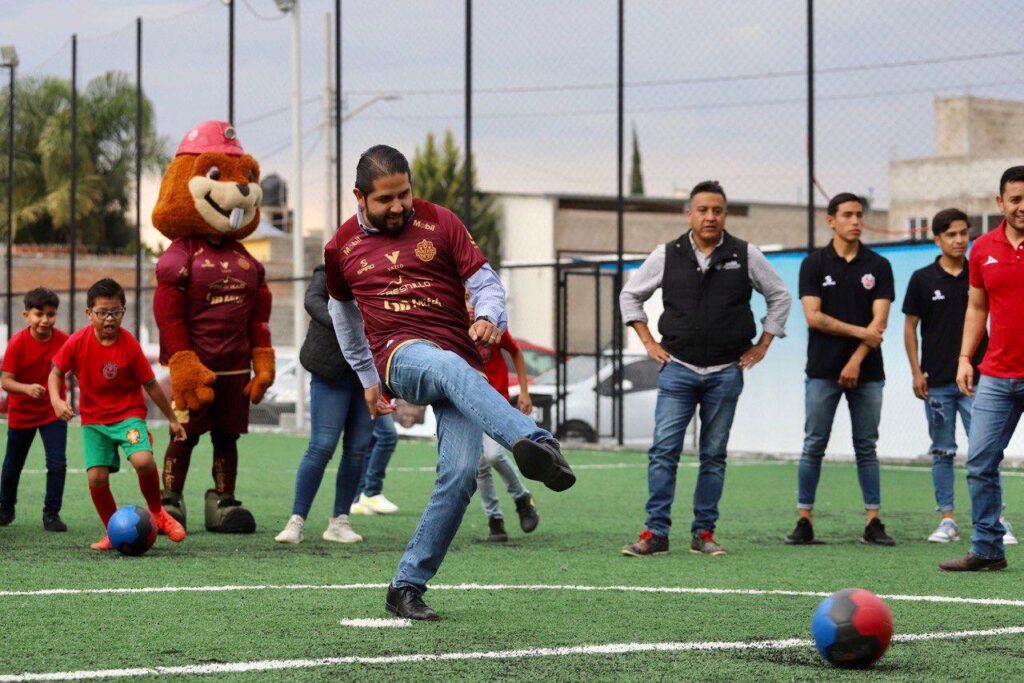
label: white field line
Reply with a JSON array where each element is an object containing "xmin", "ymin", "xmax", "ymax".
[
  {"xmin": 18, "ymin": 462, "xmax": 1024, "ymax": 476},
  {"xmin": 2, "ymin": 627, "xmax": 1023, "ymax": 681},
  {"xmin": 2, "ymin": 582, "xmax": 1024, "ymax": 609},
  {"xmin": 338, "ymin": 618, "xmax": 411, "ymax": 628}
]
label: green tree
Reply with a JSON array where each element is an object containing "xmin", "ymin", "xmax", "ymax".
[
  {"xmin": 411, "ymin": 129, "xmax": 501, "ymax": 265},
  {"xmin": 629, "ymin": 123, "xmax": 645, "ymax": 196},
  {"xmin": 0, "ymin": 71, "xmax": 168, "ymax": 252}
]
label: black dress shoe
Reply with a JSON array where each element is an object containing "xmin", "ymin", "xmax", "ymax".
[
  {"xmin": 42, "ymin": 512, "xmax": 67, "ymax": 532},
  {"xmin": 511, "ymin": 439, "xmax": 576, "ymax": 492},
  {"xmin": 386, "ymin": 585, "xmax": 440, "ymax": 621}
]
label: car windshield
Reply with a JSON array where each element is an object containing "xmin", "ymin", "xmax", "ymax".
[{"xmin": 533, "ymin": 355, "xmax": 611, "ymax": 385}]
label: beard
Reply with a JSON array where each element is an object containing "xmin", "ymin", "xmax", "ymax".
[{"xmin": 366, "ymin": 205, "xmax": 414, "ymax": 233}]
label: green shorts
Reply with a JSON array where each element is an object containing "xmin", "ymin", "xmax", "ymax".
[{"xmin": 82, "ymin": 418, "xmax": 153, "ymax": 473}]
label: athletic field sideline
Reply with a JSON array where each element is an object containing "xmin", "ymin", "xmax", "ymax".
[{"xmin": 1, "ymin": 427, "xmax": 1022, "ymax": 681}]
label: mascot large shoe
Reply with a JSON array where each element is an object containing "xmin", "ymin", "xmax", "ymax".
[{"xmin": 151, "ymin": 121, "xmax": 274, "ymax": 535}]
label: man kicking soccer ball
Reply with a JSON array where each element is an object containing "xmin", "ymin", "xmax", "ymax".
[{"xmin": 325, "ymin": 145, "xmax": 575, "ymax": 621}]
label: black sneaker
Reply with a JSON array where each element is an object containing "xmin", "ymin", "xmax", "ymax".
[
  {"xmin": 0, "ymin": 508, "xmax": 14, "ymax": 526},
  {"xmin": 862, "ymin": 518, "xmax": 895, "ymax": 546},
  {"xmin": 487, "ymin": 516, "xmax": 508, "ymax": 543},
  {"xmin": 621, "ymin": 530, "xmax": 669, "ymax": 557},
  {"xmin": 42, "ymin": 512, "xmax": 67, "ymax": 532},
  {"xmin": 514, "ymin": 494, "xmax": 539, "ymax": 533},
  {"xmin": 784, "ymin": 518, "xmax": 815, "ymax": 545}
]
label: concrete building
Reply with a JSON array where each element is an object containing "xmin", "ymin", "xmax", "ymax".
[
  {"xmin": 497, "ymin": 192, "xmax": 887, "ymax": 351},
  {"xmin": 890, "ymin": 96, "xmax": 1024, "ymax": 238}
]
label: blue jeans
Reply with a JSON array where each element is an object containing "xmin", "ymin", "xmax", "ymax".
[
  {"xmin": 0, "ymin": 420, "xmax": 68, "ymax": 514},
  {"xmin": 924, "ymin": 382, "xmax": 973, "ymax": 513},
  {"xmin": 798, "ymin": 379, "xmax": 883, "ymax": 510},
  {"xmin": 645, "ymin": 363, "xmax": 744, "ymax": 538},
  {"xmin": 355, "ymin": 413, "xmax": 398, "ymax": 498},
  {"xmin": 387, "ymin": 342, "xmax": 555, "ymax": 592},
  {"xmin": 290, "ymin": 372, "xmax": 373, "ymax": 518},
  {"xmin": 965, "ymin": 375, "xmax": 1024, "ymax": 560},
  {"xmin": 477, "ymin": 435, "xmax": 530, "ymax": 519}
]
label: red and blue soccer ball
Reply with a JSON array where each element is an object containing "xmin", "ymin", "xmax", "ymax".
[
  {"xmin": 107, "ymin": 505, "xmax": 158, "ymax": 556},
  {"xmin": 811, "ymin": 588, "xmax": 893, "ymax": 668}
]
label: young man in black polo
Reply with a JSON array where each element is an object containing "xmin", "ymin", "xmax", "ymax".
[
  {"xmin": 903, "ymin": 209, "xmax": 983, "ymax": 543},
  {"xmin": 786, "ymin": 193, "xmax": 896, "ymax": 546}
]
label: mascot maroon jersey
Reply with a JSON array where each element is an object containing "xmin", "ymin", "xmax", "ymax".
[
  {"xmin": 325, "ymin": 198, "xmax": 487, "ymax": 385},
  {"xmin": 155, "ymin": 237, "xmax": 268, "ymax": 373}
]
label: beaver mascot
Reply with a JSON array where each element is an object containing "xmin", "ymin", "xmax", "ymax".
[{"xmin": 152, "ymin": 120, "xmax": 274, "ymax": 533}]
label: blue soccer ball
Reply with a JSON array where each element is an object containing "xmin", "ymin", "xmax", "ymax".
[{"xmin": 107, "ymin": 505, "xmax": 157, "ymax": 556}]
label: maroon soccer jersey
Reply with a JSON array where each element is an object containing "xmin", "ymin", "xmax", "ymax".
[
  {"xmin": 155, "ymin": 237, "xmax": 266, "ymax": 372},
  {"xmin": 325, "ymin": 199, "xmax": 488, "ymax": 386}
]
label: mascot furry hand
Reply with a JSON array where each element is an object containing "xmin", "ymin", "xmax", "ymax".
[{"xmin": 151, "ymin": 120, "xmax": 274, "ymax": 534}]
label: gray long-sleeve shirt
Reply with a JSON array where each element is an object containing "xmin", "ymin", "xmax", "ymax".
[{"xmin": 619, "ymin": 236, "xmax": 791, "ymax": 372}]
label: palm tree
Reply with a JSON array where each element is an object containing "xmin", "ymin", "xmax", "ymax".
[{"xmin": 1, "ymin": 71, "xmax": 168, "ymax": 251}]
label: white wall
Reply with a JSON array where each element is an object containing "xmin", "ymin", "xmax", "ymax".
[{"xmin": 498, "ymin": 195, "xmax": 557, "ymax": 347}]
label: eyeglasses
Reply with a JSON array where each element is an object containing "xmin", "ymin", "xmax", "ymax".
[{"xmin": 91, "ymin": 308, "xmax": 126, "ymax": 319}]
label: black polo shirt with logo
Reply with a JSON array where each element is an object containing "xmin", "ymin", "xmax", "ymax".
[
  {"xmin": 799, "ymin": 242, "xmax": 895, "ymax": 382},
  {"xmin": 902, "ymin": 257, "xmax": 987, "ymax": 387}
]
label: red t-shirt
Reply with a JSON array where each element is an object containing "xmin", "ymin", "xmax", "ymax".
[
  {"xmin": 155, "ymin": 237, "xmax": 266, "ymax": 372},
  {"xmin": 52, "ymin": 327, "xmax": 155, "ymax": 425},
  {"xmin": 325, "ymin": 199, "xmax": 488, "ymax": 386},
  {"xmin": 480, "ymin": 329, "xmax": 521, "ymax": 399},
  {"xmin": 1, "ymin": 327, "xmax": 69, "ymax": 429},
  {"xmin": 969, "ymin": 222, "xmax": 1024, "ymax": 379}
]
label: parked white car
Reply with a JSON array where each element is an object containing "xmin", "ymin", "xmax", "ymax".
[{"xmin": 510, "ymin": 354, "xmax": 688, "ymax": 446}]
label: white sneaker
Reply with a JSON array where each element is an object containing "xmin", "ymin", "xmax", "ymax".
[
  {"xmin": 1001, "ymin": 517, "xmax": 1018, "ymax": 545},
  {"xmin": 360, "ymin": 493, "xmax": 399, "ymax": 515},
  {"xmin": 274, "ymin": 514, "xmax": 304, "ymax": 544},
  {"xmin": 927, "ymin": 519, "xmax": 960, "ymax": 543},
  {"xmin": 323, "ymin": 515, "xmax": 363, "ymax": 543},
  {"xmin": 349, "ymin": 500, "xmax": 376, "ymax": 516}
]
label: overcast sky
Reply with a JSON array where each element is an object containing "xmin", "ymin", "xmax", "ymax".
[{"xmin": 6, "ymin": 0, "xmax": 1022, "ymax": 244}]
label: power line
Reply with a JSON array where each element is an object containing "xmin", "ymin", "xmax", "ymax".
[
  {"xmin": 344, "ymin": 77, "xmax": 1024, "ymax": 124},
  {"xmin": 341, "ymin": 47, "xmax": 1024, "ymax": 98}
]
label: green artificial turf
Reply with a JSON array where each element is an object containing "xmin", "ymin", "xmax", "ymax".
[{"xmin": 0, "ymin": 425, "xmax": 1022, "ymax": 681}]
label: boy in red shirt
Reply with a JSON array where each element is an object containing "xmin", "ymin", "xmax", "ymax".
[
  {"xmin": 466, "ymin": 293, "xmax": 540, "ymax": 542},
  {"xmin": 48, "ymin": 278, "xmax": 188, "ymax": 550},
  {"xmin": 0, "ymin": 288, "xmax": 70, "ymax": 530}
]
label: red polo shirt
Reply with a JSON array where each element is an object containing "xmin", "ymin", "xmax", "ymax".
[{"xmin": 969, "ymin": 221, "xmax": 1024, "ymax": 379}]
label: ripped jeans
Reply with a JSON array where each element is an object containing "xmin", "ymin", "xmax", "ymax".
[{"xmin": 924, "ymin": 382, "xmax": 973, "ymax": 513}]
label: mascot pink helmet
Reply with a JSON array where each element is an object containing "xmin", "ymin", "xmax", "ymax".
[{"xmin": 175, "ymin": 120, "xmax": 245, "ymax": 157}]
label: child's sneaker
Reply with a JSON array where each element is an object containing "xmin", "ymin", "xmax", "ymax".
[
  {"xmin": 928, "ymin": 519, "xmax": 960, "ymax": 543},
  {"xmin": 323, "ymin": 515, "xmax": 362, "ymax": 543},
  {"xmin": 514, "ymin": 494, "xmax": 539, "ymax": 533},
  {"xmin": 348, "ymin": 500, "xmax": 375, "ymax": 516},
  {"xmin": 1002, "ymin": 516, "xmax": 1018, "ymax": 545},
  {"xmin": 155, "ymin": 508, "xmax": 186, "ymax": 543},
  {"xmin": 275, "ymin": 514, "xmax": 305, "ymax": 544},
  {"xmin": 90, "ymin": 536, "xmax": 113, "ymax": 551},
  {"xmin": 359, "ymin": 493, "xmax": 399, "ymax": 515}
]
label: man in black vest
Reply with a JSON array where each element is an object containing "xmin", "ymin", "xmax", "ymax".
[
  {"xmin": 619, "ymin": 180, "xmax": 791, "ymax": 557},
  {"xmin": 785, "ymin": 193, "xmax": 896, "ymax": 547}
]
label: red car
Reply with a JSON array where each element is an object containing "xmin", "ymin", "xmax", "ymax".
[{"xmin": 503, "ymin": 339, "xmax": 557, "ymax": 388}]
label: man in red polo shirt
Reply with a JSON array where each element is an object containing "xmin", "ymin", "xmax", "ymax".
[
  {"xmin": 940, "ymin": 165, "xmax": 1024, "ymax": 572},
  {"xmin": 324, "ymin": 145, "xmax": 575, "ymax": 621}
]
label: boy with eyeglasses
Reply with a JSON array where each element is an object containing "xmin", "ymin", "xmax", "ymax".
[{"xmin": 49, "ymin": 278, "xmax": 188, "ymax": 550}]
